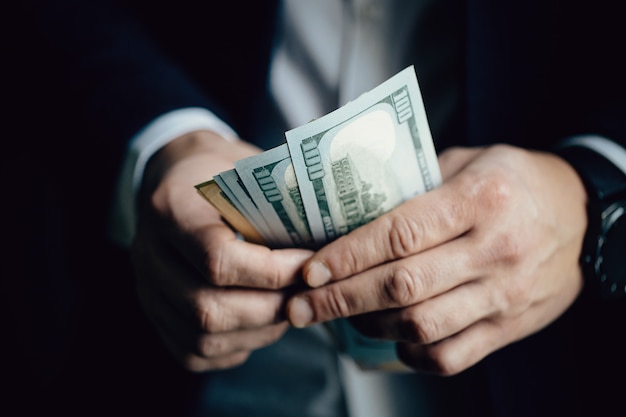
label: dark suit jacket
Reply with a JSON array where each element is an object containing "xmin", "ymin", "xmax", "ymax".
[{"xmin": 5, "ymin": 1, "xmax": 625, "ymax": 416}]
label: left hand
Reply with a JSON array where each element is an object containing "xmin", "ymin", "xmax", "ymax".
[
  {"xmin": 286, "ymin": 144, "xmax": 588, "ymax": 375},
  {"xmin": 131, "ymin": 131, "xmax": 313, "ymax": 372}
]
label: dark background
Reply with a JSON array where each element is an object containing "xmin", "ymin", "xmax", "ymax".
[{"xmin": 2, "ymin": 5, "xmax": 197, "ymax": 415}]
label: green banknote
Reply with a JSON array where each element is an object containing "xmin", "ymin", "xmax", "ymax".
[{"xmin": 285, "ymin": 66, "xmax": 442, "ymax": 246}]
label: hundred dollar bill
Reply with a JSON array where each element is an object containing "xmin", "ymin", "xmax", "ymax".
[
  {"xmin": 286, "ymin": 65, "xmax": 441, "ymax": 245},
  {"xmin": 195, "ymin": 179, "xmax": 266, "ymax": 245},
  {"xmin": 214, "ymin": 169, "xmax": 278, "ymax": 245},
  {"xmin": 234, "ymin": 144, "xmax": 314, "ymax": 249}
]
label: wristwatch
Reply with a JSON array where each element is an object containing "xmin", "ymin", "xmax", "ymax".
[{"xmin": 558, "ymin": 144, "xmax": 626, "ymax": 299}]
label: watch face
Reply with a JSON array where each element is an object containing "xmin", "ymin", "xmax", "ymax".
[{"xmin": 599, "ymin": 203, "xmax": 626, "ymax": 298}]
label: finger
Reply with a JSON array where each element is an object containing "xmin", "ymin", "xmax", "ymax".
[
  {"xmin": 180, "ymin": 350, "xmax": 252, "ymax": 373},
  {"xmin": 302, "ymin": 175, "xmax": 476, "ymax": 288},
  {"xmin": 190, "ymin": 287, "xmax": 290, "ymax": 333},
  {"xmin": 146, "ymin": 269, "xmax": 290, "ymax": 333},
  {"xmin": 180, "ymin": 322, "xmax": 287, "ymax": 372},
  {"xmin": 396, "ymin": 319, "xmax": 505, "ymax": 376},
  {"xmin": 437, "ymin": 146, "xmax": 482, "ymax": 180},
  {"xmin": 197, "ymin": 322, "xmax": 288, "ymax": 358},
  {"xmin": 288, "ymin": 236, "xmax": 479, "ymax": 327},
  {"xmin": 351, "ymin": 280, "xmax": 493, "ymax": 344},
  {"xmin": 395, "ymin": 298, "xmax": 556, "ymax": 376},
  {"xmin": 144, "ymin": 287, "xmax": 288, "ymax": 371},
  {"xmin": 134, "ymin": 285, "xmax": 248, "ymax": 372},
  {"xmin": 180, "ymin": 224, "xmax": 314, "ymax": 289},
  {"xmin": 159, "ymin": 244, "xmax": 294, "ymax": 333},
  {"xmin": 204, "ymin": 238, "xmax": 313, "ymax": 289},
  {"xmin": 162, "ymin": 310, "xmax": 288, "ymax": 360},
  {"xmin": 136, "ymin": 232, "xmax": 292, "ymax": 331},
  {"xmin": 138, "ymin": 264, "xmax": 288, "ymax": 334},
  {"xmin": 142, "ymin": 221, "xmax": 313, "ymax": 292}
]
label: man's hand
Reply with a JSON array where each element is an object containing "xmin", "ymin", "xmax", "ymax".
[
  {"xmin": 131, "ymin": 131, "xmax": 313, "ymax": 372},
  {"xmin": 286, "ymin": 145, "xmax": 587, "ymax": 375}
]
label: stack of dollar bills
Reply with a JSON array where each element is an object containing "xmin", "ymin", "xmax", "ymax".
[{"xmin": 195, "ymin": 66, "xmax": 442, "ymax": 250}]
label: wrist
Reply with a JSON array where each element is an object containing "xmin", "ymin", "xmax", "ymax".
[
  {"xmin": 556, "ymin": 144, "xmax": 626, "ymax": 299},
  {"xmin": 108, "ymin": 107, "xmax": 240, "ymax": 247},
  {"xmin": 152, "ymin": 130, "xmax": 234, "ymax": 167},
  {"xmin": 141, "ymin": 130, "xmax": 234, "ymax": 199}
]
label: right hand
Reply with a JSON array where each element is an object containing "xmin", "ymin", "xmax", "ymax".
[{"xmin": 131, "ymin": 131, "xmax": 313, "ymax": 372}]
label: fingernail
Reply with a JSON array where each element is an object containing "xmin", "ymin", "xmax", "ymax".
[
  {"xmin": 288, "ymin": 297, "xmax": 314, "ymax": 328},
  {"xmin": 306, "ymin": 262, "xmax": 332, "ymax": 288}
]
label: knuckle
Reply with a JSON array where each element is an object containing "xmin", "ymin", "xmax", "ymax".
[
  {"xmin": 148, "ymin": 185, "xmax": 171, "ymax": 218},
  {"xmin": 423, "ymin": 345, "xmax": 463, "ymax": 376},
  {"xmin": 200, "ymin": 334, "xmax": 227, "ymax": 357},
  {"xmin": 196, "ymin": 296, "xmax": 229, "ymax": 333},
  {"xmin": 342, "ymin": 240, "xmax": 365, "ymax": 277},
  {"xmin": 497, "ymin": 275, "xmax": 531, "ymax": 314},
  {"xmin": 206, "ymin": 245, "xmax": 229, "ymax": 286},
  {"xmin": 266, "ymin": 266, "xmax": 284, "ymax": 290},
  {"xmin": 477, "ymin": 231, "xmax": 526, "ymax": 271},
  {"xmin": 484, "ymin": 270, "xmax": 533, "ymax": 319},
  {"xmin": 383, "ymin": 266, "xmax": 422, "ymax": 306},
  {"xmin": 476, "ymin": 173, "xmax": 514, "ymax": 212},
  {"xmin": 492, "ymin": 232, "xmax": 525, "ymax": 266},
  {"xmin": 387, "ymin": 213, "xmax": 423, "ymax": 258},
  {"xmin": 325, "ymin": 286, "xmax": 354, "ymax": 318},
  {"xmin": 400, "ymin": 311, "xmax": 441, "ymax": 344}
]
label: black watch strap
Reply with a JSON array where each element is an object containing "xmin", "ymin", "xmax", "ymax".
[
  {"xmin": 558, "ymin": 145, "xmax": 626, "ymax": 201},
  {"xmin": 557, "ymin": 144, "xmax": 626, "ymax": 299}
]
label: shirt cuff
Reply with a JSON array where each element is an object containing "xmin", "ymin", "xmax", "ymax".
[
  {"xmin": 559, "ymin": 134, "xmax": 626, "ymax": 176},
  {"xmin": 108, "ymin": 107, "xmax": 239, "ymax": 247}
]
